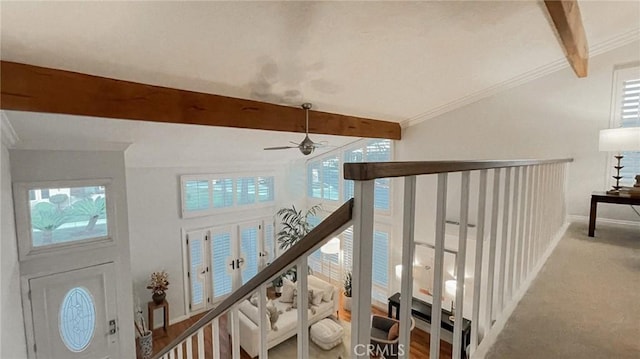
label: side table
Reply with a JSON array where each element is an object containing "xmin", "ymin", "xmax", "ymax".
[{"xmin": 148, "ymin": 300, "xmax": 169, "ymax": 336}]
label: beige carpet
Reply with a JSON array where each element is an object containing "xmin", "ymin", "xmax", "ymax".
[
  {"xmin": 486, "ymin": 222, "xmax": 640, "ymax": 359},
  {"xmin": 268, "ymin": 317, "xmax": 351, "ymax": 358}
]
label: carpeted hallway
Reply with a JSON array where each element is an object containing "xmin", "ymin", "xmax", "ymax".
[{"xmin": 486, "ymin": 222, "xmax": 640, "ymax": 359}]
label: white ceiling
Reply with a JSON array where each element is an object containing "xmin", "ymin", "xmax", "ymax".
[{"xmin": 1, "ymin": 1, "xmax": 639, "ymax": 166}]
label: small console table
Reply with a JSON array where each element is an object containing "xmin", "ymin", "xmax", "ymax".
[
  {"xmin": 148, "ymin": 300, "xmax": 169, "ymax": 336},
  {"xmin": 388, "ymin": 292, "xmax": 471, "ymax": 354},
  {"xmin": 589, "ymin": 192, "xmax": 640, "ymax": 237}
]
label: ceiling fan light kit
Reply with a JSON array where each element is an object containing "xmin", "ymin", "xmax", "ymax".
[{"xmin": 264, "ymin": 102, "xmax": 326, "ymax": 156}]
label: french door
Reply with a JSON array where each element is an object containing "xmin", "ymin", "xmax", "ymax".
[
  {"xmin": 29, "ymin": 263, "xmax": 119, "ymax": 359},
  {"xmin": 186, "ymin": 218, "xmax": 275, "ymax": 312}
]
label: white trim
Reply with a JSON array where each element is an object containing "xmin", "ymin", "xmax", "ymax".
[
  {"xmin": 472, "ymin": 221, "xmax": 569, "ymax": 359},
  {"xmin": 1, "ymin": 111, "xmax": 19, "ymax": 148},
  {"xmin": 568, "ymin": 214, "xmax": 640, "ymax": 228},
  {"xmin": 402, "ymin": 29, "xmax": 640, "ymax": 128}
]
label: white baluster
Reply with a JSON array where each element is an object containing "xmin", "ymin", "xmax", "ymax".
[
  {"xmin": 497, "ymin": 167, "xmax": 511, "ymax": 314},
  {"xmin": 470, "ymin": 169, "xmax": 487, "ymax": 354},
  {"xmin": 523, "ymin": 166, "xmax": 534, "ymax": 279},
  {"xmin": 430, "ymin": 173, "xmax": 448, "ymax": 359},
  {"xmin": 453, "ymin": 171, "xmax": 470, "ymax": 359},
  {"xmin": 351, "ymin": 180, "xmax": 375, "ymax": 358},
  {"xmin": 297, "ymin": 257, "xmax": 309, "ymax": 359},
  {"xmin": 516, "ymin": 166, "xmax": 528, "ymax": 285},
  {"xmin": 399, "ymin": 176, "xmax": 416, "ymax": 359},
  {"xmin": 485, "ymin": 168, "xmax": 501, "ymax": 328},
  {"xmin": 259, "ymin": 285, "xmax": 268, "ymax": 359},
  {"xmin": 169, "ymin": 347, "xmax": 176, "ymax": 359},
  {"xmin": 212, "ymin": 318, "xmax": 220, "ymax": 359},
  {"xmin": 507, "ymin": 167, "xmax": 520, "ymax": 300},
  {"xmin": 177, "ymin": 341, "xmax": 183, "ymax": 359},
  {"xmin": 231, "ymin": 307, "xmax": 240, "ymax": 359},
  {"xmin": 186, "ymin": 334, "xmax": 193, "ymax": 359},
  {"xmin": 197, "ymin": 327, "xmax": 204, "ymax": 359}
]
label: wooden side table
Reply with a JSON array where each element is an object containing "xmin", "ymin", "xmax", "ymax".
[
  {"xmin": 148, "ymin": 300, "xmax": 169, "ymax": 336},
  {"xmin": 589, "ymin": 192, "xmax": 640, "ymax": 237}
]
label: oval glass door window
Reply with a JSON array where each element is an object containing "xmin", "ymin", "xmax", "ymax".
[{"xmin": 59, "ymin": 287, "xmax": 96, "ymax": 352}]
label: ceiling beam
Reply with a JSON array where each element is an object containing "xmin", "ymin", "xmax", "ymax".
[
  {"xmin": 544, "ymin": 0, "xmax": 589, "ymax": 78},
  {"xmin": 0, "ymin": 61, "xmax": 401, "ymax": 140}
]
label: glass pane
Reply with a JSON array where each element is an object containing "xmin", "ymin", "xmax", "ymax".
[
  {"xmin": 29, "ymin": 186, "xmax": 108, "ymax": 247},
  {"xmin": 373, "ymin": 230, "xmax": 389, "ymax": 287},
  {"xmin": 308, "ymin": 162, "xmax": 322, "ymax": 198},
  {"xmin": 190, "ymin": 238, "xmax": 204, "ymax": 305},
  {"xmin": 322, "ymin": 156, "xmax": 339, "ymax": 201},
  {"xmin": 236, "ymin": 177, "xmax": 256, "ymax": 205},
  {"xmin": 241, "ymin": 227, "xmax": 258, "ymax": 284},
  {"xmin": 59, "ymin": 287, "xmax": 95, "ymax": 353},
  {"xmin": 212, "ymin": 232, "xmax": 233, "ymax": 298},
  {"xmin": 213, "ymin": 178, "xmax": 234, "ymax": 208},
  {"xmin": 184, "ymin": 180, "xmax": 210, "ymax": 211},
  {"xmin": 257, "ymin": 176, "xmax": 274, "ymax": 202}
]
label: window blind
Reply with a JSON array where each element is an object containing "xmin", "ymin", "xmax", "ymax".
[
  {"xmin": 322, "ymin": 156, "xmax": 340, "ymax": 200},
  {"xmin": 187, "ymin": 230, "xmax": 207, "ymax": 311},
  {"xmin": 212, "ymin": 178, "xmax": 233, "ymax": 208},
  {"xmin": 241, "ymin": 227, "xmax": 259, "ymax": 284},
  {"xmin": 236, "ymin": 177, "xmax": 256, "ymax": 205},
  {"xmin": 258, "ymin": 176, "xmax": 274, "ymax": 202},
  {"xmin": 185, "ymin": 180, "xmax": 210, "ymax": 211},
  {"xmin": 211, "ymin": 232, "xmax": 233, "ymax": 299},
  {"xmin": 619, "ymin": 77, "xmax": 640, "ymax": 186}
]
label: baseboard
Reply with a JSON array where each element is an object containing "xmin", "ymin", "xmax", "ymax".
[
  {"xmin": 471, "ymin": 221, "xmax": 570, "ymax": 359},
  {"xmin": 568, "ymin": 215, "xmax": 640, "ymax": 228}
]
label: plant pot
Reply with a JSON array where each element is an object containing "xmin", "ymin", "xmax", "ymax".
[
  {"xmin": 275, "ymin": 285, "xmax": 283, "ymax": 294},
  {"xmin": 152, "ymin": 292, "xmax": 166, "ymax": 305},
  {"xmin": 139, "ymin": 331, "xmax": 153, "ymax": 359},
  {"xmin": 343, "ymin": 294, "xmax": 352, "ymax": 312}
]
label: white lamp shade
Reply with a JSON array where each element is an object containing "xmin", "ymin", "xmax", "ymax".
[
  {"xmin": 599, "ymin": 127, "xmax": 640, "ymax": 152},
  {"xmin": 320, "ymin": 237, "xmax": 340, "ymax": 254},
  {"xmin": 445, "ymin": 279, "xmax": 457, "ymax": 297}
]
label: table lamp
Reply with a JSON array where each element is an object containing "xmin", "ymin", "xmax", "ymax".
[{"xmin": 599, "ymin": 127, "xmax": 640, "ymax": 194}]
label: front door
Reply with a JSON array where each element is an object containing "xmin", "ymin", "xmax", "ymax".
[{"xmin": 30, "ymin": 262, "xmax": 119, "ymax": 359}]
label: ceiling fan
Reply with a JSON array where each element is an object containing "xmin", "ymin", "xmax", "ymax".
[{"xmin": 264, "ymin": 103, "xmax": 327, "ymax": 156}]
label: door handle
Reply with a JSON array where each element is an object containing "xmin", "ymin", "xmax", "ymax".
[
  {"xmin": 236, "ymin": 258, "xmax": 244, "ymax": 268},
  {"xmin": 259, "ymin": 251, "xmax": 267, "ymax": 257},
  {"xmin": 230, "ymin": 261, "xmax": 235, "ymax": 270},
  {"xmin": 108, "ymin": 319, "xmax": 117, "ymax": 335}
]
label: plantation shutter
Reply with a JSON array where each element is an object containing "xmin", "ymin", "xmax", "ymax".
[
  {"xmin": 263, "ymin": 220, "xmax": 276, "ymax": 263},
  {"xmin": 236, "ymin": 177, "xmax": 256, "ymax": 205},
  {"xmin": 619, "ymin": 77, "xmax": 640, "ymax": 186},
  {"xmin": 240, "ymin": 224, "xmax": 260, "ymax": 285},
  {"xmin": 372, "ymin": 230, "xmax": 389, "ymax": 303},
  {"xmin": 183, "ymin": 180, "xmax": 210, "ymax": 212},
  {"xmin": 307, "ymin": 215, "xmax": 323, "ymax": 274},
  {"xmin": 308, "ymin": 162, "xmax": 322, "ymax": 198},
  {"xmin": 186, "ymin": 229, "xmax": 208, "ymax": 312},
  {"xmin": 212, "ymin": 178, "xmax": 234, "ymax": 208},
  {"xmin": 211, "ymin": 228, "xmax": 234, "ymax": 301},
  {"xmin": 322, "ymin": 156, "xmax": 340, "ymax": 200},
  {"xmin": 258, "ymin": 177, "xmax": 274, "ymax": 202},
  {"xmin": 343, "ymin": 226, "xmax": 353, "ymax": 272}
]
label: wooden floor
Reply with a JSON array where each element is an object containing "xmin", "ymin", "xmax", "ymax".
[{"xmin": 142, "ymin": 296, "xmax": 453, "ymax": 358}]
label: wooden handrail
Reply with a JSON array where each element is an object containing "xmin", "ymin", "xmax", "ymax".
[
  {"xmin": 344, "ymin": 158, "xmax": 574, "ymax": 181},
  {"xmin": 151, "ymin": 199, "xmax": 354, "ymax": 359}
]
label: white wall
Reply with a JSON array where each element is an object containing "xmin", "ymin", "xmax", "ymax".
[
  {"xmin": 126, "ymin": 163, "xmax": 292, "ymax": 325},
  {"xmin": 1, "ymin": 143, "xmax": 28, "ymax": 359},
  {"xmin": 10, "ymin": 149, "xmax": 136, "ymax": 358},
  {"xmin": 397, "ymin": 41, "xmax": 640, "ymax": 223}
]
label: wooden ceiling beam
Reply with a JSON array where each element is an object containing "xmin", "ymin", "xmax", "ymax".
[
  {"xmin": 0, "ymin": 61, "xmax": 401, "ymax": 140},
  {"xmin": 544, "ymin": 0, "xmax": 589, "ymax": 78}
]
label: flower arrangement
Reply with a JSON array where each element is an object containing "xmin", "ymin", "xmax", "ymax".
[{"xmin": 146, "ymin": 270, "xmax": 169, "ymax": 295}]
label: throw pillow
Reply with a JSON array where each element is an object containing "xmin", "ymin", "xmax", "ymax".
[
  {"xmin": 265, "ymin": 300, "xmax": 282, "ymax": 331},
  {"xmin": 289, "ymin": 289, "xmax": 317, "ymax": 315},
  {"xmin": 309, "ymin": 285, "xmax": 323, "ymax": 306},
  {"xmin": 308, "ymin": 275, "xmax": 334, "ymax": 302},
  {"xmin": 388, "ymin": 322, "xmax": 400, "ymax": 341},
  {"xmin": 249, "ymin": 293, "xmax": 259, "ymax": 307},
  {"xmin": 280, "ymin": 278, "xmax": 296, "ymax": 303}
]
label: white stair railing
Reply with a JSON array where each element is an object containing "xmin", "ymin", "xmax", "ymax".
[{"xmin": 345, "ymin": 159, "xmax": 572, "ymax": 359}]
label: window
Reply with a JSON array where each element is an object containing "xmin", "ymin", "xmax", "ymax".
[
  {"xmin": 307, "ymin": 156, "xmax": 340, "ymax": 201},
  {"xmin": 344, "ymin": 139, "xmax": 392, "ymax": 210},
  {"xmin": 28, "ymin": 185, "xmax": 109, "ymax": 248},
  {"xmin": 181, "ymin": 174, "xmax": 275, "ymax": 218},
  {"xmin": 59, "ymin": 287, "xmax": 95, "ymax": 353},
  {"xmin": 610, "ymin": 66, "xmax": 640, "ymax": 186}
]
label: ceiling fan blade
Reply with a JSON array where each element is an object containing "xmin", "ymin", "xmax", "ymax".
[
  {"xmin": 264, "ymin": 146, "xmax": 298, "ymax": 150},
  {"xmin": 289, "ymin": 141, "xmax": 302, "ymax": 146},
  {"xmin": 312, "ymin": 140, "xmax": 329, "ymax": 147}
]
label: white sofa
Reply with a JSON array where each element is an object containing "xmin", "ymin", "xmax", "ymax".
[{"xmin": 238, "ymin": 275, "xmax": 339, "ymax": 358}]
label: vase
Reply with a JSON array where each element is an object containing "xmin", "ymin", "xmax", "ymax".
[
  {"xmin": 152, "ymin": 292, "xmax": 166, "ymax": 305},
  {"xmin": 139, "ymin": 331, "xmax": 153, "ymax": 359}
]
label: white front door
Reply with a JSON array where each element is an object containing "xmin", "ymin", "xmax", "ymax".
[{"xmin": 30, "ymin": 262, "xmax": 119, "ymax": 359}]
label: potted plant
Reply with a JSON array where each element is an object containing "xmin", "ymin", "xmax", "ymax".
[
  {"xmin": 276, "ymin": 204, "xmax": 322, "ymax": 250},
  {"xmin": 147, "ymin": 270, "xmax": 169, "ymax": 304},
  {"xmin": 343, "ymin": 271, "xmax": 352, "ymax": 312}
]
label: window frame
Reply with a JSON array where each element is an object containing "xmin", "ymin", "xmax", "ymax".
[
  {"xmin": 606, "ymin": 65, "xmax": 640, "ymax": 188},
  {"xmin": 13, "ymin": 178, "xmax": 116, "ymax": 261},
  {"xmin": 180, "ymin": 172, "xmax": 276, "ymax": 218}
]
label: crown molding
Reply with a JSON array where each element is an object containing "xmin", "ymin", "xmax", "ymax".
[
  {"xmin": 1, "ymin": 111, "xmax": 19, "ymax": 148},
  {"xmin": 401, "ymin": 28, "xmax": 640, "ymax": 129}
]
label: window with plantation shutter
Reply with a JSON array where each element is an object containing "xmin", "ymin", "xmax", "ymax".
[
  {"xmin": 343, "ymin": 140, "xmax": 392, "ymax": 210},
  {"xmin": 611, "ymin": 67, "xmax": 640, "ymax": 186},
  {"xmin": 184, "ymin": 180, "xmax": 210, "ymax": 212},
  {"xmin": 264, "ymin": 221, "xmax": 276, "ymax": 263},
  {"xmin": 236, "ymin": 177, "xmax": 256, "ymax": 205},
  {"xmin": 343, "ymin": 226, "xmax": 353, "ymax": 271},
  {"xmin": 213, "ymin": 178, "xmax": 233, "ymax": 208},
  {"xmin": 186, "ymin": 230, "xmax": 208, "ymax": 312},
  {"xmin": 258, "ymin": 176, "xmax": 275, "ymax": 202},
  {"xmin": 307, "ymin": 215, "xmax": 323, "ymax": 275},
  {"xmin": 240, "ymin": 225, "xmax": 259, "ymax": 284},
  {"xmin": 211, "ymin": 230, "xmax": 233, "ymax": 300}
]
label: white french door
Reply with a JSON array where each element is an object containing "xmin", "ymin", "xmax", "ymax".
[
  {"xmin": 186, "ymin": 218, "xmax": 275, "ymax": 312},
  {"xmin": 29, "ymin": 263, "xmax": 119, "ymax": 359}
]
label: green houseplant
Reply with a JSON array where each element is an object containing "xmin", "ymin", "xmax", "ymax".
[
  {"xmin": 343, "ymin": 271, "xmax": 352, "ymax": 312},
  {"xmin": 273, "ymin": 204, "xmax": 321, "ymax": 286}
]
